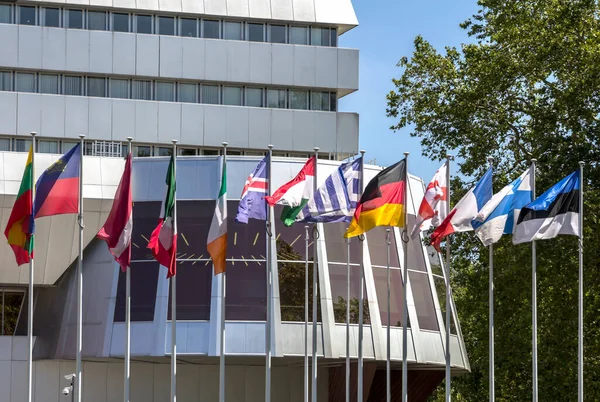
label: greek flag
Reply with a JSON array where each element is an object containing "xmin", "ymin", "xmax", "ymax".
[{"xmin": 296, "ymin": 157, "xmax": 362, "ymax": 224}]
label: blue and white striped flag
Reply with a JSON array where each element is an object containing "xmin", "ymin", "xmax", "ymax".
[{"xmin": 296, "ymin": 157, "xmax": 362, "ymax": 224}]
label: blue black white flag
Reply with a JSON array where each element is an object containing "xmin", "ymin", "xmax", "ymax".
[
  {"xmin": 513, "ymin": 170, "xmax": 580, "ymax": 244},
  {"xmin": 235, "ymin": 155, "xmax": 269, "ymax": 223},
  {"xmin": 296, "ymin": 157, "xmax": 362, "ymax": 224},
  {"xmin": 472, "ymin": 166, "xmax": 533, "ymax": 246}
]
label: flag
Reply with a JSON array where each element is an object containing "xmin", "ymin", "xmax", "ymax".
[
  {"xmin": 97, "ymin": 152, "xmax": 133, "ymax": 272},
  {"xmin": 411, "ymin": 161, "xmax": 448, "ymax": 238},
  {"xmin": 265, "ymin": 156, "xmax": 315, "ymax": 226},
  {"xmin": 345, "ymin": 158, "xmax": 406, "ymax": 238},
  {"xmin": 473, "ymin": 167, "xmax": 533, "ymax": 246},
  {"xmin": 513, "ymin": 171, "xmax": 580, "ymax": 244},
  {"xmin": 296, "ymin": 157, "xmax": 362, "ymax": 224},
  {"xmin": 430, "ymin": 168, "xmax": 493, "ymax": 251},
  {"xmin": 148, "ymin": 155, "xmax": 177, "ymax": 278},
  {"xmin": 207, "ymin": 157, "xmax": 228, "ymax": 275},
  {"xmin": 34, "ymin": 144, "xmax": 81, "ymax": 218},
  {"xmin": 235, "ymin": 155, "xmax": 268, "ymax": 223},
  {"xmin": 4, "ymin": 146, "xmax": 34, "ymax": 265}
]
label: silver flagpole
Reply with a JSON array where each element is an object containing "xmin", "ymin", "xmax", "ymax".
[
  {"xmin": 345, "ymin": 237, "xmax": 351, "ymax": 402},
  {"xmin": 76, "ymin": 134, "xmax": 85, "ymax": 402},
  {"xmin": 578, "ymin": 161, "xmax": 584, "ymax": 402},
  {"xmin": 311, "ymin": 147, "xmax": 319, "ymax": 402},
  {"xmin": 401, "ymin": 152, "xmax": 409, "ymax": 402},
  {"xmin": 445, "ymin": 154, "xmax": 452, "ymax": 402},
  {"xmin": 357, "ymin": 149, "xmax": 365, "ymax": 402},
  {"xmin": 219, "ymin": 142, "xmax": 228, "ymax": 402},
  {"xmin": 28, "ymin": 131, "xmax": 36, "ymax": 402},
  {"xmin": 171, "ymin": 139, "xmax": 178, "ymax": 402},
  {"xmin": 124, "ymin": 137, "xmax": 133, "ymax": 402},
  {"xmin": 531, "ymin": 159, "xmax": 537, "ymax": 402},
  {"xmin": 488, "ymin": 157, "xmax": 494, "ymax": 402},
  {"xmin": 304, "ymin": 225, "xmax": 310, "ymax": 402},
  {"xmin": 265, "ymin": 145, "xmax": 273, "ymax": 402},
  {"xmin": 386, "ymin": 229, "xmax": 391, "ymax": 402}
]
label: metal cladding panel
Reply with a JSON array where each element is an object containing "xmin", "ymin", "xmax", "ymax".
[
  {"xmin": 157, "ymin": 101, "xmax": 182, "ymax": 143},
  {"xmin": 248, "ymin": 107, "xmax": 271, "ymax": 148},
  {"xmin": 136, "ymin": 35, "xmax": 159, "ymax": 77},
  {"xmin": 314, "ymin": 111, "xmax": 337, "ymax": 151},
  {"xmin": 137, "ymin": 0, "xmax": 159, "ymax": 11},
  {"xmin": 182, "ymin": 38, "xmax": 206, "ymax": 80},
  {"xmin": 204, "ymin": 40, "xmax": 228, "ymax": 82},
  {"xmin": 66, "ymin": 29, "xmax": 90, "ymax": 72},
  {"xmin": 227, "ymin": 41, "xmax": 251, "ymax": 83},
  {"xmin": 110, "ymin": 323, "xmax": 157, "ymax": 356},
  {"xmin": 270, "ymin": 109, "xmax": 294, "ymax": 150},
  {"xmin": 64, "ymin": 96, "xmax": 89, "ymax": 138},
  {"xmin": 291, "ymin": 110, "xmax": 316, "ymax": 151},
  {"xmin": 159, "ymin": 0, "xmax": 182, "ymax": 12},
  {"xmin": 248, "ymin": 0, "xmax": 271, "ymax": 19},
  {"xmin": 111, "ymin": 99, "xmax": 136, "ymax": 140},
  {"xmin": 114, "ymin": 0, "xmax": 136, "ymax": 10},
  {"xmin": 89, "ymin": 31, "xmax": 113, "ymax": 74},
  {"xmin": 315, "ymin": 46, "xmax": 338, "ymax": 88},
  {"xmin": 89, "ymin": 97, "xmax": 113, "ymax": 141},
  {"xmin": 314, "ymin": 0, "xmax": 358, "ymax": 28},
  {"xmin": 248, "ymin": 42, "xmax": 271, "ymax": 84},
  {"xmin": 204, "ymin": 0, "xmax": 227, "ymax": 16},
  {"xmin": 113, "ymin": 32, "xmax": 136, "ymax": 75},
  {"xmin": 0, "ymin": 93, "xmax": 17, "ymax": 135},
  {"xmin": 270, "ymin": 0, "xmax": 293, "ymax": 21},
  {"xmin": 159, "ymin": 36, "xmax": 183, "ymax": 78},
  {"xmin": 41, "ymin": 28, "xmax": 66, "ymax": 71},
  {"xmin": 17, "ymin": 93, "xmax": 42, "ymax": 135},
  {"xmin": 271, "ymin": 44, "xmax": 294, "ymax": 86},
  {"xmin": 293, "ymin": 45, "xmax": 316, "ymax": 87},
  {"xmin": 292, "ymin": 0, "xmax": 315, "ymax": 22},
  {"xmin": 227, "ymin": 0, "xmax": 250, "ymax": 18},
  {"xmin": 181, "ymin": 0, "xmax": 204, "ymax": 13},
  {"xmin": 335, "ymin": 112, "xmax": 359, "ymax": 155},
  {"xmin": 0, "ymin": 25, "xmax": 18, "ymax": 67},
  {"xmin": 90, "ymin": 0, "xmax": 112, "ymax": 7},
  {"xmin": 203, "ymin": 105, "xmax": 228, "ymax": 146},
  {"xmin": 135, "ymin": 101, "xmax": 159, "ymax": 142},
  {"xmin": 180, "ymin": 103, "xmax": 205, "ymax": 145},
  {"xmin": 18, "ymin": 25, "xmax": 43, "ymax": 69},
  {"xmin": 40, "ymin": 95, "xmax": 66, "ymax": 138},
  {"xmin": 225, "ymin": 107, "xmax": 250, "ymax": 148},
  {"xmin": 337, "ymin": 47, "xmax": 359, "ymax": 91}
]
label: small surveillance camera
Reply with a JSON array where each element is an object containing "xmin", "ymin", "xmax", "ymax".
[
  {"xmin": 64, "ymin": 374, "xmax": 76, "ymax": 380},
  {"xmin": 62, "ymin": 387, "xmax": 70, "ymax": 396}
]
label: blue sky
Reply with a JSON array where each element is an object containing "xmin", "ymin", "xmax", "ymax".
[{"xmin": 338, "ymin": 0, "xmax": 479, "ymax": 180}]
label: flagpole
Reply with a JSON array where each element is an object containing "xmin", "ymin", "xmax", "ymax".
[
  {"xmin": 578, "ymin": 161, "xmax": 584, "ymax": 402},
  {"xmin": 386, "ymin": 228, "xmax": 391, "ymax": 402},
  {"xmin": 487, "ymin": 156, "xmax": 494, "ymax": 402},
  {"xmin": 345, "ymin": 237, "xmax": 351, "ymax": 402},
  {"xmin": 311, "ymin": 147, "xmax": 319, "ymax": 402},
  {"xmin": 219, "ymin": 142, "xmax": 228, "ymax": 402},
  {"xmin": 76, "ymin": 134, "xmax": 85, "ymax": 402},
  {"xmin": 401, "ymin": 152, "xmax": 409, "ymax": 402},
  {"xmin": 304, "ymin": 224, "xmax": 310, "ymax": 402},
  {"xmin": 357, "ymin": 149, "xmax": 365, "ymax": 402},
  {"xmin": 28, "ymin": 131, "xmax": 36, "ymax": 402},
  {"xmin": 444, "ymin": 154, "xmax": 452, "ymax": 402},
  {"xmin": 531, "ymin": 159, "xmax": 537, "ymax": 402},
  {"xmin": 122, "ymin": 137, "xmax": 133, "ymax": 402},
  {"xmin": 265, "ymin": 144, "xmax": 273, "ymax": 402},
  {"xmin": 171, "ymin": 139, "xmax": 178, "ymax": 402}
]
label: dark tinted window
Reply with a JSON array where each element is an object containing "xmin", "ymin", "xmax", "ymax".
[
  {"xmin": 66, "ymin": 9, "xmax": 83, "ymax": 29},
  {"xmin": 43, "ymin": 8, "xmax": 60, "ymax": 27},
  {"xmin": 269, "ymin": 24, "xmax": 286, "ymax": 43},
  {"xmin": 113, "ymin": 13, "xmax": 129, "ymax": 32},
  {"xmin": 88, "ymin": 10, "xmax": 107, "ymax": 31},
  {"xmin": 180, "ymin": 18, "xmax": 197, "ymax": 37},
  {"xmin": 19, "ymin": 6, "xmax": 36, "ymax": 25},
  {"xmin": 203, "ymin": 19, "xmax": 219, "ymax": 39},
  {"xmin": 158, "ymin": 16, "xmax": 175, "ymax": 35},
  {"xmin": 373, "ymin": 267, "xmax": 409, "ymax": 327},
  {"xmin": 136, "ymin": 15, "xmax": 152, "ymax": 34},
  {"xmin": 248, "ymin": 23, "xmax": 264, "ymax": 42},
  {"xmin": 409, "ymin": 272, "xmax": 438, "ymax": 331},
  {"xmin": 87, "ymin": 77, "xmax": 106, "ymax": 98}
]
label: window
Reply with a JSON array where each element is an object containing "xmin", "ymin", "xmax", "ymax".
[
  {"xmin": 223, "ymin": 21, "xmax": 242, "ymax": 40},
  {"xmin": 330, "ymin": 92, "xmax": 337, "ymax": 112},
  {"xmin": 136, "ymin": 15, "xmax": 152, "ymax": 34},
  {"xmin": 330, "ymin": 28, "xmax": 337, "ymax": 47},
  {"xmin": 66, "ymin": 9, "xmax": 83, "ymax": 29},
  {"xmin": 0, "ymin": 290, "xmax": 25, "ymax": 336},
  {"xmin": 132, "ymin": 80, "xmax": 152, "ymax": 100},
  {"xmin": 134, "ymin": 145, "xmax": 151, "ymax": 157},
  {"xmin": 38, "ymin": 140, "xmax": 59, "ymax": 154},
  {"xmin": 0, "ymin": 72, "xmax": 12, "ymax": 91},
  {"xmin": 290, "ymin": 26, "xmax": 308, "ymax": 45},
  {"xmin": 156, "ymin": 81, "xmax": 175, "ymax": 102},
  {"xmin": 180, "ymin": 18, "xmax": 197, "ymax": 37},
  {"xmin": 16, "ymin": 73, "xmax": 36, "ymax": 93},
  {"xmin": 311, "ymin": 91, "xmax": 329, "ymax": 111},
  {"xmin": 245, "ymin": 88, "xmax": 263, "ymax": 107},
  {"xmin": 0, "ymin": 138, "xmax": 10, "ymax": 152},
  {"xmin": 201, "ymin": 85, "xmax": 219, "ymax": 104},
  {"xmin": 289, "ymin": 90, "xmax": 308, "ymax": 110},
  {"xmin": 39, "ymin": 74, "xmax": 59, "ymax": 94},
  {"xmin": 155, "ymin": 147, "xmax": 172, "ymax": 156},
  {"xmin": 267, "ymin": 89, "xmax": 286, "ymax": 109},
  {"xmin": 19, "ymin": 6, "xmax": 36, "ymax": 26},
  {"xmin": 222, "ymin": 86, "xmax": 242, "ymax": 106},
  {"xmin": 269, "ymin": 25, "xmax": 286, "ymax": 43},
  {"xmin": 178, "ymin": 83, "xmax": 197, "ymax": 103},
  {"xmin": 178, "ymin": 148, "xmax": 196, "ymax": 156},
  {"xmin": 62, "ymin": 142, "xmax": 77, "ymax": 153},
  {"xmin": 87, "ymin": 10, "xmax": 107, "ymax": 31},
  {"xmin": 203, "ymin": 19, "xmax": 219, "ymax": 39},
  {"xmin": 157, "ymin": 16, "xmax": 175, "ymax": 36},
  {"xmin": 110, "ymin": 78, "xmax": 130, "ymax": 99},
  {"xmin": 42, "ymin": 8, "xmax": 60, "ymax": 27},
  {"xmin": 248, "ymin": 23, "xmax": 264, "ymax": 42},
  {"xmin": 311, "ymin": 27, "xmax": 330, "ymax": 46},
  {"xmin": 15, "ymin": 139, "xmax": 32, "ymax": 152},
  {"xmin": 87, "ymin": 77, "xmax": 106, "ymax": 97},
  {"xmin": 0, "ymin": 4, "xmax": 13, "ymax": 24},
  {"xmin": 112, "ymin": 13, "xmax": 130, "ymax": 32}
]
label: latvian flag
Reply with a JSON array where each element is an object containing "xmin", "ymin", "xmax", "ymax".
[{"xmin": 235, "ymin": 155, "xmax": 269, "ymax": 223}]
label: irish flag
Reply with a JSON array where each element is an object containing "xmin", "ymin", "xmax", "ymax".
[
  {"xmin": 207, "ymin": 157, "xmax": 227, "ymax": 275},
  {"xmin": 148, "ymin": 154, "xmax": 177, "ymax": 278},
  {"xmin": 265, "ymin": 156, "xmax": 315, "ymax": 226},
  {"xmin": 4, "ymin": 146, "xmax": 34, "ymax": 265}
]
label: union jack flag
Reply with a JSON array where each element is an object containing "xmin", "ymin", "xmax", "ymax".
[{"xmin": 235, "ymin": 155, "xmax": 269, "ymax": 223}]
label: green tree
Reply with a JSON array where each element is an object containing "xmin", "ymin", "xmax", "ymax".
[{"xmin": 387, "ymin": 1, "xmax": 600, "ymax": 400}]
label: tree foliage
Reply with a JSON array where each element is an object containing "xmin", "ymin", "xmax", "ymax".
[{"xmin": 387, "ymin": 0, "xmax": 600, "ymax": 400}]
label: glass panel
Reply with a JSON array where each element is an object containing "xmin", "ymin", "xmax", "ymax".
[
  {"xmin": 2, "ymin": 292, "xmax": 25, "ymax": 336},
  {"xmin": 290, "ymin": 26, "xmax": 308, "ymax": 45},
  {"xmin": 409, "ymin": 271, "xmax": 439, "ymax": 331},
  {"xmin": 87, "ymin": 10, "xmax": 107, "ymax": 31},
  {"xmin": 373, "ymin": 267, "xmax": 409, "ymax": 327},
  {"xmin": 15, "ymin": 139, "xmax": 32, "ymax": 152},
  {"xmin": 0, "ymin": 5, "xmax": 12, "ymax": 24},
  {"xmin": 39, "ymin": 74, "xmax": 59, "ymax": 94},
  {"xmin": 132, "ymin": 80, "xmax": 152, "ymax": 100},
  {"xmin": 222, "ymin": 86, "xmax": 242, "ymax": 106},
  {"xmin": 367, "ymin": 226, "xmax": 400, "ymax": 268},
  {"xmin": 110, "ymin": 78, "xmax": 130, "ymax": 99},
  {"xmin": 38, "ymin": 140, "xmax": 58, "ymax": 154},
  {"xmin": 178, "ymin": 148, "xmax": 195, "ymax": 156},
  {"xmin": 66, "ymin": 9, "xmax": 83, "ymax": 29},
  {"xmin": 134, "ymin": 145, "xmax": 151, "ymax": 157},
  {"xmin": 269, "ymin": 24, "xmax": 286, "ymax": 43},
  {"xmin": 203, "ymin": 19, "xmax": 219, "ymax": 39},
  {"xmin": 178, "ymin": 83, "xmax": 196, "ymax": 103},
  {"xmin": 248, "ymin": 23, "xmax": 264, "ymax": 42},
  {"xmin": 319, "ymin": 28, "xmax": 330, "ymax": 46},
  {"xmin": 156, "ymin": 147, "xmax": 172, "ymax": 156},
  {"xmin": 311, "ymin": 27, "xmax": 322, "ymax": 46},
  {"xmin": 112, "ymin": 12, "xmax": 129, "ymax": 32},
  {"xmin": 433, "ymin": 276, "xmax": 457, "ymax": 334},
  {"xmin": 180, "ymin": 17, "xmax": 197, "ymax": 37},
  {"xmin": 223, "ymin": 21, "xmax": 242, "ymax": 40},
  {"xmin": 330, "ymin": 264, "xmax": 369, "ymax": 324},
  {"xmin": 266, "ymin": 89, "xmax": 286, "ymax": 109},
  {"xmin": 311, "ymin": 91, "xmax": 329, "ymax": 111},
  {"xmin": 62, "ymin": 141, "xmax": 77, "ymax": 153},
  {"xmin": 0, "ymin": 138, "xmax": 10, "ymax": 151},
  {"xmin": 16, "ymin": 73, "xmax": 36, "ymax": 93},
  {"xmin": 43, "ymin": 8, "xmax": 60, "ymax": 27},
  {"xmin": 19, "ymin": 6, "xmax": 36, "ymax": 25},
  {"xmin": 158, "ymin": 16, "xmax": 175, "ymax": 35},
  {"xmin": 156, "ymin": 81, "xmax": 175, "ymax": 102},
  {"xmin": 330, "ymin": 92, "xmax": 337, "ymax": 112},
  {"xmin": 245, "ymin": 88, "xmax": 263, "ymax": 107},
  {"xmin": 201, "ymin": 85, "xmax": 219, "ymax": 104},
  {"xmin": 330, "ymin": 28, "xmax": 337, "ymax": 47},
  {"xmin": 136, "ymin": 15, "xmax": 152, "ymax": 34},
  {"xmin": 289, "ymin": 90, "xmax": 308, "ymax": 110},
  {"xmin": 0, "ymin": 71, "xmax": 12, "ymax": 91},
  {"xmin": 87, "ymin": 77, "xmax": 106, "ymax": 97}
]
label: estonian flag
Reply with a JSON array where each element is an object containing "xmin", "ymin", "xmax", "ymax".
[{"xmin": 513, "ymin": 171, "xmax": 580, "ymax": 244}]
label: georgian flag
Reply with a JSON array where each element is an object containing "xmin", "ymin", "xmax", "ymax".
[{"xmin": 412, "ymin": 161, "xmax": 448, "ymax": 238}]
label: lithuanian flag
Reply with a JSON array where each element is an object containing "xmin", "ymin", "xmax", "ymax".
[
  {"xmin": 345, "ymin": 158, "xmax": 407, "ymax": 238},
  {"xmin": 4, "ymin": 147, "xmax": 34, "ymax": 265}
]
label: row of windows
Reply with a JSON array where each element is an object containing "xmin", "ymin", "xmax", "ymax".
[
  {"xmin": 0, "ymin": 3, "xmax": 337, "ymax": 46},
  {"xmin": 0, "ymin": 71, "xmax": 337, "ymax": 111}
]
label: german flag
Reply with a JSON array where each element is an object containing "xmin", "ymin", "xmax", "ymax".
[{"xmin": 345, "ymin": 159, "xmax": 406, "ymax": 238}]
